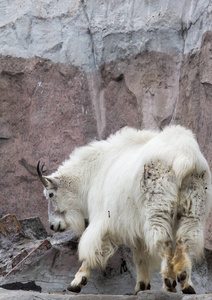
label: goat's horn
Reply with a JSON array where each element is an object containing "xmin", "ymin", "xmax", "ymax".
[{"xmin": 37, "ymin": 161, "xmax": 48, "ymax": 187}]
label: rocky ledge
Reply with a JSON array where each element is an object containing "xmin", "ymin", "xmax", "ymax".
[
  {"xmin": 0, "ymin": 215, "xmax": 212, "ymax": 298},
  {"xmin": 0, "ymin": 289, "xmax": 212, "ymax": 300}
]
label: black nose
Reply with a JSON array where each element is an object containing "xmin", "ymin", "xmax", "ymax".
[{"xmin": 50, "ymin": 225, "xmax": 54, "ymax": 231}]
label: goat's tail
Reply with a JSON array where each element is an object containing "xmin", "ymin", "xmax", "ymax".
[
  {"xmin": 157, "ymin": 125, "xmax": 209, "ymax": 187},
  {"xmin": 172, "ymin": 154, "xmax": 196, "ymax": 186}
]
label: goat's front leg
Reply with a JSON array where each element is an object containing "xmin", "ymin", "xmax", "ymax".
[
  {"xmin": 132, "ymin": 245, "xmax": 151, "ymax": 294},
  {"xmin": 67, "ymin": 260, "xmax": 90, "ymax": 293},
  {"xmin": 67, "ymin": 220, "xmax": 108, "ymax": 293}
]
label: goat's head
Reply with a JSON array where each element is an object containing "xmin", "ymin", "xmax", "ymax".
[
  {"xmin": 37, "ymin": 161, "xmax": 85, "ymax": 235},
  {"xmin": 37, "ymin": 161, "xmax": 67, "ymax": 233}
]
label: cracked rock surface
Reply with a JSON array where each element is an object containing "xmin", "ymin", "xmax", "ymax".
[
  {"xmin": 1, "ymin": 0, "xmax": 212, "ymax": 71},
  {"xmin": 0, "ymin": 217, "xmax": 212, "ymax": 297},
  {"xmin": 1, "ymin": 290, "xmax": 212, "ymax": 300},
  {"xmin": 1, "ymin": 34, "xmax": 212, "ymax": 245}
]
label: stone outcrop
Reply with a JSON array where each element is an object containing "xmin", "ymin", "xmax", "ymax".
[
  {"xmin": 1, "ymin": 0, "xmax": 212, "ymax": 70},
  {"xmin": 1, "ymin": 289, "xmax": 212, "ymax": 300},
  {"xmin": 0, "ymin": 217, "xmax": 212, "ymax": 297}
]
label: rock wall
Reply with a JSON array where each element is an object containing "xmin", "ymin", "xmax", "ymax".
[{"xmin": 1, "ymin": 0, "xmax": 212, "ymax": 248}]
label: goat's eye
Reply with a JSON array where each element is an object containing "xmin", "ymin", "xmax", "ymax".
[{"xmin": 49, "ymin": 193, "xmax": 54, "ymax": 198}]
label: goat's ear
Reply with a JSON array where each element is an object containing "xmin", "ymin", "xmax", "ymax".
[{"xmin": 44, "ymin": 176, "xmax": 60, "ymax": 188}]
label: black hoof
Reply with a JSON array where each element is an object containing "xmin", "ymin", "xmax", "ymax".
[
  {"xmin": 140, "ymin": 282, "xmax": 145, "ymax": 290},
  {"xmin": 67, "ymin": 284, "xmax": 81, "ymax": 293},
  {"xmin": 147, "ymin": 283, "xmax": 151, "ymax": 290},
  {"xmin": 165, "ymin": 278, "xmax": 172, "ymax": 288},
  {"xmin": 139, "ymin": 281, "xmax": 151, "ymax": 291},
  {"xmin": 164, "ymin": 278, "xmax": 177, "ymax": 292},
  {"xmin": 177, "ymin": 270, "xmax": 187, "ymax": 282},
  {"xmin": 182, "ymin": 285, "xmax": 196, "ymax": 294}
]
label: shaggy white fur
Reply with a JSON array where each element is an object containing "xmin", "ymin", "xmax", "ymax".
[{"xmin": 38, "ymin": 125, "xmax": 212, "ymax": 294}]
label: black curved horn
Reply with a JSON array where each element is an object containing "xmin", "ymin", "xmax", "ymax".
[{"xmin": 37, "ymin": 161, "xmax": 48, "ymax": 187}]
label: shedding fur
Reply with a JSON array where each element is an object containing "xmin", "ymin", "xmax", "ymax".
[{"xmin": 37, "ymin": 125, "xmax": 212, "ymax": 293}]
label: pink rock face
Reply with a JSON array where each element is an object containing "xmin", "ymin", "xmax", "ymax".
[
  {"xmin": 0, "ymin": 56, "xmax": 98, "ymax": 231},
  {"xmin": 1, "ymin": 32, "xmax": 212, "ymax": 248},
  {"xmin": 174, "ymin": 32, "xmax": 212, "ymax": 249}
]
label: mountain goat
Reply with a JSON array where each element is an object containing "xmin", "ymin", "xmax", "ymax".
[{"xmin": 37, "ymin": 125, "xmax": 212, "ymax": 294}]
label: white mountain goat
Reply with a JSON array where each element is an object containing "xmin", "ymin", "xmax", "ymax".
[{"xmin": 37, "ymin": 125, "xmax": 212, "ymax": 294}]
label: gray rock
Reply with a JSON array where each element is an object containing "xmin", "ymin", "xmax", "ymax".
[
  {"xmin": 19, "ymin": 217, "xmax": 48, "ymax": 240},
  {"xmin": 0, "ymin": 289, "xmax": 71, "ymax": 300},
  {"xmin": 1, "ymin": 289, "xmax": 212, "ymax": 300},
  {"xmin": 137, "ymin": 291, "xmax": 183, "ymax": 300},
  {"xmin": 0, "ymin": 0, "xmax": 212, "ymax": 71},
  {"xmin": 1, "ymin": 224, "xmax": 212, "ymax": 295}
]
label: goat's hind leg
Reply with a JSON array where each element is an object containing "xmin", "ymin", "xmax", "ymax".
[
  {"xmin": 160, "ymin": 241, "xmax": 177, "ymax": 292},
  {"xmin": 141, "ymin": 161, "xmax": 178, "ymax": 292},
  {"xmin": 172, "ymin": 237, "xmax": 195, "ymax": 294},
  {"xmin": 172, "ymin": 173, "xmax": 207, "ymax": 294}
]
